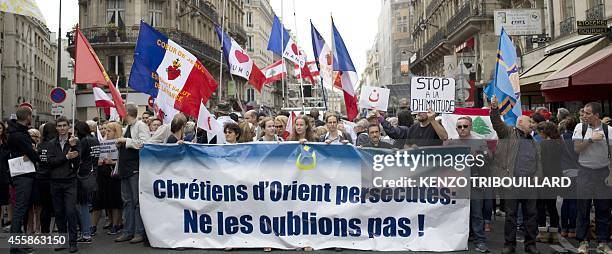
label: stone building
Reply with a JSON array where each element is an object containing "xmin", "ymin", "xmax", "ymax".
[
  {"xmin": 70, "ymin": 0, "xmax": 246, "ymax": 120},
  {"xmin": 0, "ymin": 12, "xmax": 57, "ymax": 123},
  {"xmin": 377, "ymin": 0, "xmax": 412, "ymax": 88}
]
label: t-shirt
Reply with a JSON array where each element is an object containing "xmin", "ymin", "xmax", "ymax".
[
  {"xmin": 406, "ymin": 123, "xmax": 442, "ymax": 147},
  {"xmin": 572, "ymin": 123, "xmax": 612, "ymax": 169},
  {"xmin": 166, "ymin": 135, "xmax": 180, "ymax": 144}
]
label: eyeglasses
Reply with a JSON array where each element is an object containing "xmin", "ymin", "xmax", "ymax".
[
  {"xmin": 275, "ymin": 125, "xmax": 283, "ymax": 128},
  {"xmin": 456, "ymin": 125, "xmax": 470, "ymax": 129}
]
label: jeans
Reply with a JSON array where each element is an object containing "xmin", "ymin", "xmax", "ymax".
[
  {"xmin": 537, "ymin": 199, "xmax": 559, "ymax": 229},
  {"xmin": 121, "ymin": 174, "xmax": 144, "ymax": 237},
  {"xmin": 483, "ymin": 199, "xmax": 493, "ymax": 224},
  {"xmin": 78, "ymin": 203, "xmax": 92, "ymax": 238},
  {"xmin": 470, "ymin": 188, "xmax": 487, "ymax": 245},
  {"xmin": 10, "ymin": 176, "xmax": 34, "ymax": 234},
  {"xmin": 560, "ymin": 198, "xmax": 577, "ymax": 232},
  {"xmin": 51, "ymin": 179, "xmax": 78, "ymax": 246},
  {"xmin": 504, "ymin": 199, "xmax": 538, "ymax": 248},
  {"xmin": 576, "ymin": 167, "xmax": 611, "ymax": 243}
]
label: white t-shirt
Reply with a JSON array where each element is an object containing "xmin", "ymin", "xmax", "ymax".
[{"xmin": 572, "ymin": 123, "xmax": 612, "ymax": 169}]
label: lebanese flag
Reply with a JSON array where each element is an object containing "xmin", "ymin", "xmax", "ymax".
[
  {"xmin": 262, "ymin": 59, "xmax": 286, "ymax": 84},
  {"xmin": 294, "ymin": 60, "xmax": 319, "ymax": 85},
  {"xmin": 129, "ymin": 21, "xmax": 218, "ymax": 120},
  {"xmin": 216, "ymin": 26, "xmax": 266, "ymax": 92},
  {"xmin": 73, "ymin": 25, "xmax": 126, "ymax": 118},
  {"xmin": 283, "ymin": 111, "xmax": 296, "ymax": 140}
]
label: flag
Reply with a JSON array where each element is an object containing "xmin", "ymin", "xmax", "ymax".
[
  {"xmin": 261, "ymin": 59, "xmax": 286, "ymax": 84},
  {"xmin": 129, "ymin": 21, "xmax": 218, "ymax": 120},
  {"xmin": 73, "ymin": 26, "xmax": 126, "ymax": 118},
  {"xmin": 441, "ymin": 108, "xmax": 498, "ymax": 140},
  {"xmin": 310, "ymin": 22, "xmax": 334, "ymax": 89},
  {"xmin": 197, "ymin": 103, "xmax": 223, "ymax": 143},
  {"xmin": 484, "ymin": 27, "xmax": 522, "ymax": 126},
  {"xmin": 283, "ymin": 111, "xmax": 297, "ymax": 140},
  {"xmin": 0, "ymin": 0, "xmax": 44, "ymax": 22},
  {"xmin": 331, "ymin": 19, "xmax": 359, "ymax": 121},
  {"xmin": 294, "ymin": 60, "xmax": 319, "ymax": 85},
  {"xmin": 215, "ymin": 26, "xmax": 266, "ymax": 92},
  {"xmin": 267, "ymin": 15, "xmax": 305, "ymax": 67},
  {"xmin": 358, "ymin": 86, "xmax": 390, "ymax": 111}
]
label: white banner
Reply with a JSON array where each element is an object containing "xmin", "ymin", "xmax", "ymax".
[
  {"xmin": 410, "ymin": 76, "xmax": 456, "ymax": 113},
  {"xmin": 494, "ymin": 9, "xmax": 543, "ymax": 36},
  {"xmin": 139, "ymin": 144, "xmax": 469, "ymax": 251},
  {"xmin": 358, "ymin": 86, "xmax": 390, "ymax": 111}
]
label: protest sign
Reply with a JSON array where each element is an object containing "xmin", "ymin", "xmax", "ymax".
[
  {"xmin": 97, "ymin": 139, "xmax": 118, "ymax": 160},
  {"xmin": 139, "ymin": 143, "xmax": 469, "ymax": 251},
  {"xmin": 358, "ymin": 86, "xmax": 390, "ymax": 111},
  {"xmin": 410, "ymin": 76, "xmax": 456, "ymax": 113}
]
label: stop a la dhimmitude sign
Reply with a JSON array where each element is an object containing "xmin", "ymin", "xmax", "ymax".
[{"xmin": 410, "ymin": 76, "xmax": 456, "ymax": 113}]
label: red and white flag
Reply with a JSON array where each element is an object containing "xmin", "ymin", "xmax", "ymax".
[
  {"xmin": 216, "ymin": 26, "xmax": 266, "ymax": 91},
  {"xmin": 261, "ymin": 59, "xmax": 286, "ymax": 85},
  {"xmin": 294, "ymin": 61, "xmax": 319, "ymax": 85},
  {"xmin": 197, "ymin": 103, "xmax": 222, "ymax": 143},
  {"xmin": 283, "ymin": 111, "xmax": 297, "ymax": 140}
]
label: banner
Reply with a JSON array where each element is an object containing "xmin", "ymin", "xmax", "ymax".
[
  {"xmin": 358, "ymin": 86, "xmax": 390, "ymax": 111},
  {"xmin": 97, "ymin": 139, "xmax": 118, "ymax": 160},
  {"xmin": 410, "ymin": 76, "xmax": 456, "ymax": 113},
  {"xmin": 139, "ymin": 143, "xmax": 469, "ymax": 251}
]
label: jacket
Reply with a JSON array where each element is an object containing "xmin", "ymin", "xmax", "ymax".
[
  {"xmin": 6, "ymin": 120, "xmax": 39, "ymax": 178},
  {"xmin": 78, "ymin": 135, "xmax": 99, "ymax": 177},
  {"xmin": 124, "ymin": 120, "xmax": 151, "ymax": 149},
  {"xmin": 38, "ymin": 137, "xmax": 81, "ymax": 180},
  {"xmin": 319, "ymin": 130, "xmax": 353, "ymax": 144},
  {"xmin": 380, "ymin": 120, "xmax": 410, "ymax": 149},
  {"xmin": 489, "ymin": 108, "xmax": 542, "ymax": 180},
  {"xmin": 0, "ymin": 143, "xmax": 9, "ymax": 184}
]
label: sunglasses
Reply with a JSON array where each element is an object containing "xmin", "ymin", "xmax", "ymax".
[
  {"xmin": 224, "ymin": 131, "xmax": 235, "ymax": 134},
  {"xmin": 275, "ymin": 125, "xmax": 283, "ymax": 128},
  {"xmin": 456, "ymin": 125, "xmax": 470, "ymax": 129}
]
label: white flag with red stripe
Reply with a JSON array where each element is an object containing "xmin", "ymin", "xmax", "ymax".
[{"xmin": 262, "ymin": 59, "xmax": 286, "ymax": 85}]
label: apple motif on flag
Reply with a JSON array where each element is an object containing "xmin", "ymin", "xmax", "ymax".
[
  {"xmin": 234, "ymin": 50, "xmax": 250, "ymax": 63},
  {"xmin": 291, "ymin": 43, "xmax": 299, "ymax": 55},
  {"xmin": 166, "ymin": 59, "xmax": 182, "ymax": 80}
]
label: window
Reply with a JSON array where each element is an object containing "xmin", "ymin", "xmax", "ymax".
[
  {"xmin": 106, "ymin": 0, "xmax": 125, "ymax": 27},
  {"xmin": 562, "ymin": 0, "xmax": 574, "ymax": 19},
  {"xmin": 108, "ymin": 55, "xmax": 125, "ymax": 87},
  {"xmin": 246, "ymin": 87, "xmax": 255, "ymax": 102},
  {"xmin": 149, "ymin": 0, "xmax": 163, "ymax": 27},
  {"xmin": 589, "ymin": 0, "xmax": 603, "ymax": 7},
  {"xmin": 246, "ymin": 12, "xmax": 253, "ymax": 27},
  {"xmin": 247, "ymin": 35, "xmax": 253, "ymax": 51}
]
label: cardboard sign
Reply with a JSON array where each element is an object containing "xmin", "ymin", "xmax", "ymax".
[
  {"xmin": 358, "ymin": 86, "xmax": 390, "ymax": 111},
  {"xmin": 97, "ymin": 139, "xmax": 118, "ymax": 160},
  {"xmin": 410, "ymin": 76, "xmax": 456, "ymax": 113}
]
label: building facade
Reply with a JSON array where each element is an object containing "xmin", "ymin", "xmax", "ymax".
[
  {"xmin": 1, "ymin": 12, "xmax": 57, "ymax": 123},
  {"xmin": 70, "ymin": 0, "xmax": 246, "ymax": 120},
  {"xmin": 243, "ymin": 0, "xmax": 281, "ymax": 109}
]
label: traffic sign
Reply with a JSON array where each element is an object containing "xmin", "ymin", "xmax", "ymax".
[
  {"xmin": 50, "ymin": 87, "xmax": 67, "ymax": 104},
  {"xmin": 19, "ymin": 102, "xmax": 32, "ymax": 109},
  {"xmin": 577, "ymin": 20, "xmax": 608, "ymax": 35}
]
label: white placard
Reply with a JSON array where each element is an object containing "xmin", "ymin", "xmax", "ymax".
[
  {"xmin": 358, "ymin": 86, "xmax": 390, "ymax": 111},
  {"xmin": 494, "ymin": 9, "xmax": 543, "ymax": 35},
  {"xmin": 410, "ymin": 76, "xmax": 456, "ymax": 113},
  {"xmin": 97, "ymin": 139, "xmax": 118, "ymax": 160},
  {"xmin": 8, "ymin": 157, "xmax": 36, "ymax": 177}
]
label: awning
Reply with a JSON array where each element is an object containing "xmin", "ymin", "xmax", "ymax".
[
  {"xmin": 519, "ymin": 37, "xmax": 607, "ymax": 86},
  {"xmin": 541, "ymin": 44, "xmax": 612, "ymax": 102}
]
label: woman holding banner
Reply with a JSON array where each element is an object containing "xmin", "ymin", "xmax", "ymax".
[
  {"xmin": 92, "ymin": 122, "xmax": 123, "ymax": 236},
  {"xmin": 224, "ymin": 123, "xmax": 242, "ymax": 144},
  {"xmin": 288, "ymin": 115, "xmax": 317, "ymax": 144},
  {"xmin": 258, "ymin": 118, "xmax": 283, "ymax": 142}
]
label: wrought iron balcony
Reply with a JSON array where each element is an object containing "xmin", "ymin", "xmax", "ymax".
[
  {"xmin": 199, "ymin": 1, "xmax": 219, "ymax": 24},
  {"xmin": 229, "ymin": 22, "xmax": 247, "ymax": 43},
  {"xmin": 447, "ymin": 3, "xmax": 472, "ymax": 34},
  {"xmin": 586, "ymin": 4, "xmax": 605, "ymax": 21},
  {"xmin": 560, "ymin": 17, "xmax": 576, "ymax": 37},
  {"xmin": 422, "ymin": 28, "xmax": 446, "ymax": 57},
  {"xmin": 426, "ymin": 0, "xmax": 443, "ymax": 18}
]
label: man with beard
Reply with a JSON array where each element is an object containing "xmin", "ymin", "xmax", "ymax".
[{"xmin": 377, "ymin": 109, "xmax": 448, "ymax": 149}]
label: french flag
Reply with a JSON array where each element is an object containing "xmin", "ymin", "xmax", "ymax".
[
  {"xmin": 332, "ymin": 18, "xmax": 359, "ymax": 121},
  {"xmin": 215, "ymin": 26, "xmax": 266, "ymax": 92},
  {"xmin": 267, "ymin": 15, "xmax": 305, "ymax": 67},
  {"xmin": 310, "ymin": 22, "xmax": 334, "ymax": 89},
  {"xmin": 129, "ymin": 21, "xmax": 218, "ymax": 120},
  {"xmin": 261, "ymin": 59, "xmax": 286, "ymax": 85}
]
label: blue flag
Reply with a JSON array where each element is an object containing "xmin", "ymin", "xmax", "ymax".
[
  {"xmin": 484, "ymin": 28, "xmax": 522, "ymax": 126},
  {"xmin": 267, "ymin": 15, "xmax": 305, "ymax": 67}
]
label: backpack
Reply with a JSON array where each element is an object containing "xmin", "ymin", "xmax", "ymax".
[{"xmin": 581, "ymin": 123, "xmax": 611, "ymax": 159}]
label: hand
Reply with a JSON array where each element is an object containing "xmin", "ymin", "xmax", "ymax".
[
  {"xmin": 23, "ymin": 155, "xmax": 30, "ymax": 162},
  {"xmin": 299, "ymin": 139, "xmax": 307, "ymax": 144},
  {"xmin": 490, "ymin": 95, "xmax": 498, "ymax": 109},
  {"xmin": 98, "ymin": 159, "xmax": 104, "ymax": 166},
  {"xmin": 606, "ymin": 173, "xmax": 612, "ymax": 187},
  {"xmin": 592, "ymin": 132, "xmax": 605, "ymax": 141},
  {"xmin": 177, "ymin": 140, "xmax": 185, "ymax": 145},
  {"xmin": 116, "ymin": 138, "xmax": 126, "ymax": 144},
  {"xmin": 69, "ymin": 136, "xmax": 78, "ymax": 147},
  {"xmin": 426, "ymin": 108, "xmax": 436, "ymax": 121},
  {"xmin": 324, "ymin": 139, "xmax": 332, "ymax": 145},
  {"xmin": 341, "ymin": 140, "xmax": 349, "ymax": 145},
  {"xmin": 66, "ymin": 151, "xmax": 79, "ymax": 160},
  {"xmin": 375, "ymin": 110, "xmax": 381, "ymax": 118}
]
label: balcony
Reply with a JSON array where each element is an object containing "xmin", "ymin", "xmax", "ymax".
[
  {"xmin": 68, "ymin": 26, "xmax": 222, "ymax": 65},
  {"xmin": 586, "ymin": 4, "xmax": 605, "ymax": 21},
  {"xmin": 426, "ymin": 0, "xmax": 443, "ymax": 18},
  {"xmin": 559, "ymin": 17, "xmax": 576, "ymax": 37},
  {"xmin": 445, "ymin": 1, "xmax": 490, "ymax": 43},
  {"xmin": 198, "ymin": 1, "xmax": 219, "ymax": 24},
  {"xmin": 229, "ymin": 22, "xmax": 247, "ymax": 44},
  {"xmin": 422, "ymin": 28, "xmax": 447, "ymax": 57}
]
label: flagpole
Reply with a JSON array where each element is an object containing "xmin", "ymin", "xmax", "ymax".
[
  {"xmin": 280, "ymin": 0, "xmax": 286, "ymax": 109},
  {"xmin": 292, "ymin": 0, "xmax": 306, "ymax": 114},
  {"xmin": 218, "ymin": 0, "xmax": 227, "ymax": 102}
]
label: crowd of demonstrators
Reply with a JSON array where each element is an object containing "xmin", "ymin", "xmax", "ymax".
[{"xmin": 2, "ymin": 99, "xmax": 612, "ymax": 254}]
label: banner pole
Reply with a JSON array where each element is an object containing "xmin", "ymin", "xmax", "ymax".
[
  {"xmin": 292, "ymin": 0, "xmax": 306, "ymax": 114},
  {"xmin": 218, "ymin": 0, "xmax": 227, "ymax": 102},
  {"xmin": 280, "ymin": 0, "xmax": 285, "ymax": 109}
]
